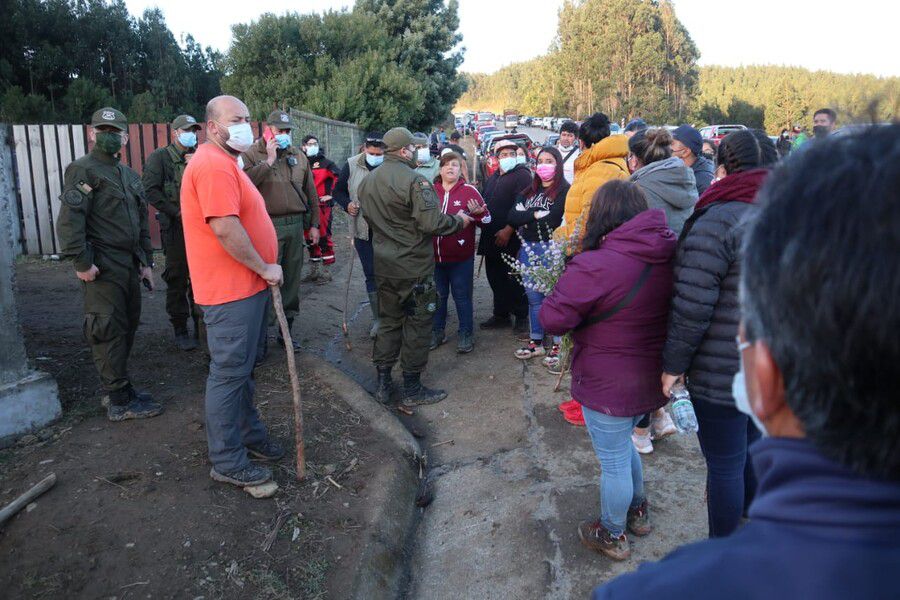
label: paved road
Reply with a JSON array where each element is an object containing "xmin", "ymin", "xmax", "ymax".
[{"xmin": 516, "ymin": 125, "xmax": 555, "ymax": 145}]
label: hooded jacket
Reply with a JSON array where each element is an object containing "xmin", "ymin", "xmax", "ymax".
[
  {"xmin": 555, "ymin": 135, "xmax": 629, "ymax": 243},
  {"xmin": 690, "ymin": 155, "xmax": 715, "ymax": 195},
  {"xmin": 477, "ymin": 163, "xmax": 533, "ymax": 257},
  {"xmin": 662, "ymin": 169, "xmax": 769, "ymax": 406},
  {"xmin": 415, "ymin": 156, "xmax": 440, "ymax": 183},
  {"xmin": 630, "ymin": 156, "xmax": 698, "ymax": 236},
  {"xmin": 540, "ymin": 209, "xmax": 676, "ymax": 416},
  {"xmin": 593, "ymin": 437, "xmax": 900, "ymax": 600},
  {"xmin": 432, "ymin": 179, "xmax": 491, "ymax": 263}
]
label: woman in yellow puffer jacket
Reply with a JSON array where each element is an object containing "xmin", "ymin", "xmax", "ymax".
[{"xmin": 555, "ymin": 113, "xmax": 630, "ymax": 249}]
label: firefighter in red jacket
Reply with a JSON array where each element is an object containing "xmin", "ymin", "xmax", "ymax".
[{"xmin": 301, "ymin": 135, "xmax": 340, "ymax": 282}]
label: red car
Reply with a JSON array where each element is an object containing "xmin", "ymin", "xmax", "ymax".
[
  {"xmin": 474, "ymin": 124, "xmax": 499, "ymax": 145},
  {"xmin": 699, "ymin": 124, "xmax": 747, "ymax": 146}
]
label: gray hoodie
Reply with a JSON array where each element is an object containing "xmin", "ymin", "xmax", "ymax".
[{"xmin": 630, "ymin": 156, "xmax": 698, "ymax": 235}]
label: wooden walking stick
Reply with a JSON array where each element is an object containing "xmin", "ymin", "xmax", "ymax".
[
  {"xmin": 0, "ymin": 473, "xmax": 57, "ymax": 525},
  {"xmin": 553, "ymin": 350, "xmax": 571, "ymax": 393},
  {"xmin": 270, "ymin": 285, "xmax": 305, "ymax": 480},
  {"xmin": 342, "ymin": 234, "xmax": 356, "ymax": 351}
]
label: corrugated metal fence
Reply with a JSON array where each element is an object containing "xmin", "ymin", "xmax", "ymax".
[{"xmin": 6, "ymin": 111, "xmax": 363, "ymax": 256}]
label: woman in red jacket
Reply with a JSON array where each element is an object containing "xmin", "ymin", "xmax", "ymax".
[{"xmin": 431, "ymin": 152, "xmax": 491, "ymax": 353}]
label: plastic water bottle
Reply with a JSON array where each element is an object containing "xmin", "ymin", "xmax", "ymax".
[{"xmin": 670, "ymin": 383, "xmax": 699, "ymax": 433}]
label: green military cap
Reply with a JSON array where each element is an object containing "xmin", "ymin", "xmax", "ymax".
[
  {"xmin": 383, "ymin": 127, "xmax": 417, "ymax": 151},
  {"xmin": 171, "ymin": 114, "xmax": 202, "ymax": 131},
  {"xmin": 91, "ymin": 107, "xmax": 128, "ymax": 131},
  {"xmin": 266, "ymin": 110, "xmax": 294, "ymax": 129}
]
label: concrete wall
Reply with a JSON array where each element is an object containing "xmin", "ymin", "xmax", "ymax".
[{"xmin": 0, "ymin": 124, "xmax": 61, "ymax": 446}]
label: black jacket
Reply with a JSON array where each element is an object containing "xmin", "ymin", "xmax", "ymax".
[
  {"xmin": 506, "ymin": 180, "xmax": 569, "ymax": 243},
  {"xmin": 662, "ymin": 200, "xmax": 756, "ymax": 406},
  {"xmin": 477, "ymin": 164, "xmax": 533, "ymax": 256}
]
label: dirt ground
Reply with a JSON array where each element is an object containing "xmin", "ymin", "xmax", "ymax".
[{"xmin": 1, "ymin": 252, "xmax": 395, "ymax": 599}]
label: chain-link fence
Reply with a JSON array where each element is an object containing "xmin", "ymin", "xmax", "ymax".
[{"xmin": 289, "ymin": 109, "xmax": 365, "ymax": 166}]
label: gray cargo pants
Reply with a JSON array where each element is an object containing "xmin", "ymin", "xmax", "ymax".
[{"xmin": 200, "ymin": 289, "xmax": 271, "ymax": 473}]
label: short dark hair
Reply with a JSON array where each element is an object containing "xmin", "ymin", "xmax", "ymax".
[
  {"xmin": 450, "ymin": 131, "xmax": 461, "ymax": 141},
  {"xmin": 578, "ymin": 113, "xmax": 612, "ymax": 149},
  {"xmin": 560, "ymin": 120, "xmax": 579, "ymax": 135},
  {"xmin": 814, "ymin": 107, "xmax": 837, "ymax": 123},
  {"xmin": 742, "ymin": 123, "xmax": 900, "ymax": 479},
  {"xmin": 581, "ymin": 180, "xmax": 648, "ymax": 250},
  {"xmin": 302, "ymin": 134, "xmax": 318, "ymax": 145},
  {"xmin": 716, "ymin": 129, "xmax": 778, "ymax": 175}
]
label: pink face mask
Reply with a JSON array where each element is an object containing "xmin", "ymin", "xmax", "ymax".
[{"xmin": 535, "ymin": 163, "xmax": 556, "ymax": 181}]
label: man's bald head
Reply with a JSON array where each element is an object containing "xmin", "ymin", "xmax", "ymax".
[
  {"xmin": 205, "ymin": 95, "xmax": 251, "ymax": 155},
  {"xmin": 205, "ymin": 95, "xmax": 249, "ymax": 124}
]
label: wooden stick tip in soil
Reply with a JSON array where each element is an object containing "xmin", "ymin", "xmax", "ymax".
[{"xmin": 270, "ymin": 285, "xmax": 306, "ymax": 480}]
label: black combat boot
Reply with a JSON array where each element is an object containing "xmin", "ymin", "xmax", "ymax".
[
  {"xmin": 401, "ymin": 372, "xmax": 447, "ymax": 406},
  {"xmin": 107, "ymin": 386, "xmax": 164, "ymax": 422},
  {"xmin": 374, "ymin": 366, "xmax": 395, "ymax": 405},
  {"xmin": 174, "ymin": 324, "xmax": 198, "ymax": 351},
  {"xmin": 276, "ymin": 318, "xmax": 301, "ymax": 352}
]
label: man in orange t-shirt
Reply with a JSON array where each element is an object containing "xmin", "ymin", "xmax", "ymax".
[{"xmin": 181, "ymin": 94, "xmax": 284, "ymax": 488}]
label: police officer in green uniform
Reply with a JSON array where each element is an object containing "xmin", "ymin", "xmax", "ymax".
[
  {"xmin": 142, "ymin": 114, "xmax": 202, "ymax": 351},
  {"xmin": 241, "ymin": 110, "xmax": 319, "ymax": 352},
  {"xmin": 358, "ymin": 127, "xmax": 474, "ymax": 406},
  {"xmin": 56, "ymin": 107, "xmax": 164, "ymax": 422}
]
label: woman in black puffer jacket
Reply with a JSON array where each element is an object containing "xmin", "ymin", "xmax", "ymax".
[{"xmin": 661, "ymin": 130, "xmax": 778, "ymax": 538}]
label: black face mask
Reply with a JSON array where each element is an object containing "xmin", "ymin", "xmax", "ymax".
[
  {"xmin": 702, "ymin": 151, "xmax": 715, "ymax": 162},
  {"xmin": 813, "ymin": 125, "xmax": 831, "ymax": 138}
]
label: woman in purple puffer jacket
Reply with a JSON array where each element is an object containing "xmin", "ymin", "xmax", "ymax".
[{"xmin": 540, "ymin": 179, "xmax": 676, "ymax": 561}]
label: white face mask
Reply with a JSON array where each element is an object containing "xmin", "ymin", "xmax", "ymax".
[
  {"xmin": 416, "ymin": 147, "xmax": 431, "ymax": 164},
  {"xmin": 218, "ymin": 121, "xmax": 254, "ymax": 153},
  {"xmin": 733, "ymin": 340, "xmax": 767, "ymax": 436},
  {"xmin": 305, "ymin": 144, "xmax": 319, "ymax": 157}
]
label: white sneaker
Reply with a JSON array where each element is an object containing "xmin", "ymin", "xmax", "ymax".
[
  {"xmin": 651, "ymin": 410, "xmax": 677, "ymax": 440},
  {"xmin": 632, "ymin": 431, "xmax": 653, "ymax": 454}
]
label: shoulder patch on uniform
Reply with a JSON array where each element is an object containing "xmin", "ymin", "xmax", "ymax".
[
  {"xmin": 415, "ymin": 179, "xmax": 439, "ymax": 210},
  {"xmin": 63, "ymin": 189, "xmax": 84, "ymax": 207}
]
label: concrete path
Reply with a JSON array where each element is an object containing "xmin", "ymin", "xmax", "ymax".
[{"xmin": 299, "ymin": 236, "xmax": 709, "ymax": 599}]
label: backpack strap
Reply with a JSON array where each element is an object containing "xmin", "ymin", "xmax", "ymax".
[{"xmin": 574, "ymin": 264, "xmax": 653, "ymax": 331}]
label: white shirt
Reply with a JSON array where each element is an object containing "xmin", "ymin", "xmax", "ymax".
[{"xmin": 558, "ymin": 145, "xmax": 581, "ymax": 184}]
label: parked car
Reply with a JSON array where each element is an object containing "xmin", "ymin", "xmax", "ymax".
[
  {"xmin": 474, "ymin": 124, "xmax": 500, "ymax": 145},
  {"xmin": 478, "ymin": 129, "xmax": 510, "ymax": 156},
  {"xmin": 699, "ymin": 124, "xmax": 748, "ymax": 146},
  {"xmin": 477, "ymin": 133, "xmax": 534, "ymax": 181},
  {"xmin": 551, "ymin": 117, "xmax": 571, "ymax": 132}
]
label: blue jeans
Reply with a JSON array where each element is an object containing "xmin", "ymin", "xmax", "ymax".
[
  {"xmin": 519, "ymin": 243, "xmax": 561, "ymax": 344},
  {"xmin": 432, "ymin": 258, "xmax": 474, "ymax": 335},
  {"xmin": 693, "ymin": 398, "xmax": 762, "ymax": 537},
  {"xmin": 582, "ymin": 406, "xmax": 646, "ymax": 537},
  {"xmin": 201, "ymin": 290, "xmax": 271, "ymax": 473},
  {"xmin": 354, "ymin": 237, "xmax": 376, "ymax": 294}
]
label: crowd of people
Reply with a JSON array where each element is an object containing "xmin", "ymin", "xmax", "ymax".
[{"xmin": 54, "ymin": 93, "xmax": 899, "ymax": 596}]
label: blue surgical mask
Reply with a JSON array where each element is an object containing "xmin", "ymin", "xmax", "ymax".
[
  {"xmin": 275, "ymin": 133, "xmax": 291, "ymax": 149},
  {"xmin": 416, "ymin": 147, "xmax": 431, "ymax": 164},
  {"xmin": 365, "ymin": 153, "xmax": 383, "ymax": 167},
  {"xmin": 305, "ymin": 144, "xmax": 319, "ymax": 157},
  {"xmin": 177, "ymin": 131, "xmax": 197, "ymax": 148},
  {"xmin": 499, "ymin": 156, "xmax": 517, "ymax": 172},
  {"xmin": 516, "ymin": 155, "xmax": 527, "ymax": 165},
  {"xmin": 733, "ymin": 341, "xmax": 767, "ymax": 436}
]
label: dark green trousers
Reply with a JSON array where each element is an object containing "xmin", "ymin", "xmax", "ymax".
[
  {"xmin": 161, "ymin": 221, "xmax": 199, "ymax": 329},
  {"xmin": 373, "ymin": 274, "xmax": 437, "ymax": 374},
  {"xmin": 270, "ymin": 214, "xmax": 305, "ymax": 324},
  {"xmin": 82, "ymin": 265, "xmax": 141, "ymax": 392}
]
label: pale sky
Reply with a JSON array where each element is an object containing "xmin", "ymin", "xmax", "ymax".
[{"xmin": 125, "ymin": 0, "xmax": 899, "ymax": 77}]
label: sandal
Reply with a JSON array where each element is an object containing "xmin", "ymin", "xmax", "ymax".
[
  {"xmin": 514, "ymin": 341, "xmax": 546, "ymax": 360},
  {"xmin": 542, "ymin": 344, "xmax": 561, "ymax": 369}
]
